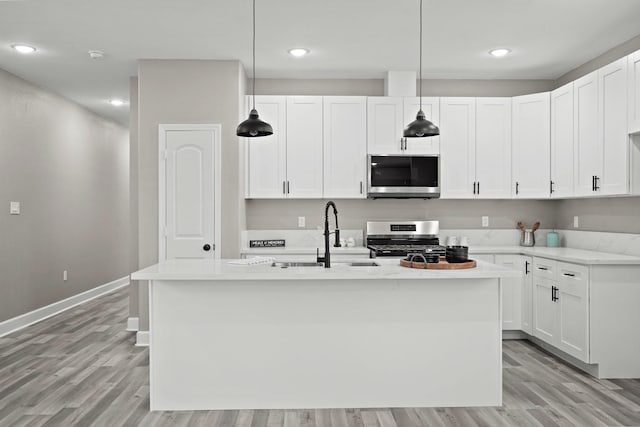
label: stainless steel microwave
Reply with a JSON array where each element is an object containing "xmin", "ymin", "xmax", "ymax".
[{"xmin": 367, "ymin": 154, "xmax": 440, "ymax": 198}]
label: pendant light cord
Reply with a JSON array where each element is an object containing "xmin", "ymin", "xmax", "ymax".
[
  {"xmin": 252, "ymin": 0, "xmax": 256, "ymax": 111},
  {"xmin": 419, "ymin": 0, "xmax": 423, "ymax": 111}
]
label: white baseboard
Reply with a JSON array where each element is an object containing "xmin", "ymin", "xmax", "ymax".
[
  {"xmin": 126, "ymin": 317, "xmax": 139, "ymax": 332},
  {"xmin": 0, "ymin": 276, "xmax": 129, "ymax": 338},
  {"xmin": 136, "ymin": 331, "xmax": 149, "ymax": 347}
]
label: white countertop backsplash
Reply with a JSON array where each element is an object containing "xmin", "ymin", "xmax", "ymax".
[{"xmin": 241, "ymin": 228, "xmax": 640, "ymax": 264}]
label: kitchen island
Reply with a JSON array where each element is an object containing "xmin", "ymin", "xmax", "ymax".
[{"xmin": 131, "ymin": 258, "xmax": 519, "ymax": 411}]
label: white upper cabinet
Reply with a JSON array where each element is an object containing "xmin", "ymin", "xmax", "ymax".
[
  {"xmin": 475, "ymin": 98, "xmax": 512, "ymax": 199},
  {"xmin": 440, "ymin": 98, "xmax": 476, "ymax": 198},
  {"xmin": 286, "ymin": 96, "xmax": 324, "ymax": 198},
  {"xmin": 512, "ymin": 92, "xmax": 551, "ymax": 198},
  {"xmin": 574, "ymin": 72, "xmax": 601, "ymax": 196},
  {"xmin": 629, "ymin": 50, "xmax": 640, "ymax": 134},
  {"xmin": 550, "ymin": 82, "xmax": 575, "ymax": 198},
  {"xmin": 246, "ymin": 96, "xmax": 287, "ymax": 198},
  {"xmin": 323, "ymin": 97, "xmax": 367, "ymax": 198},
  {"xmin": 403, "ymin": 97, "xmax": 440, "ymax": 154},
  {"xmin": 599, "ymin": 57, "xmax": 629, "ymax": 195},
  {"xmin": 367, "ymin": 97, "xmax": 404, "ymax": 154}
]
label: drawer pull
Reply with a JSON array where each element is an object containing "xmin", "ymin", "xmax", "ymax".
[
  {"xmin": 563, "ymin": 273, "xmax": 576, "ymax": 277},
  {"xmin": 538, "ymin": 267, "xmax": 549, "ymax": 271}
]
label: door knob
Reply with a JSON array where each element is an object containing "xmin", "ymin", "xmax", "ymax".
[{"xmin": 203, "ymin": 244, "xmax": 211, "ymax": 251}]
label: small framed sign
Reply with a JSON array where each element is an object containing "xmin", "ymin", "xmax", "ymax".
[{"xmin": 249, "ymin": 239, "xmax": 285, "ymax": 248}]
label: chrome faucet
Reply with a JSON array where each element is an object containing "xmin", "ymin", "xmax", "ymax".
[{"xmin": 317, "ymin": 201, "xmax": 341, "ymax": 268}]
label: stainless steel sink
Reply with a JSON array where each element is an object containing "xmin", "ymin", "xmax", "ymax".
[
  {"xmin": 271, "ymin": 261, "xmax": 323, "ymax": 268},
  {"xmin": 347, "ymin": 262, "xmax": 380, "ymax": 267}
]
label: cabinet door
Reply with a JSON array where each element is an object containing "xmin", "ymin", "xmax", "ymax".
[
  {"xmin": 403, "ymin": 97, "xmax": 440, "ymax": 154},
  {"xmin": 246, "ymin": 96, "xmax": 287, "ymax": 198},
  {"xmin": 512, "ymin": 92, "xmax": 551, "ymax": 198},
  {"xmin": 550, "ymin": 82, "xmax": 575, "ymax": 198},
  {"xmin": 573, "ymin": 72, "xmax": 601, "ymax": 196},
  {"xmin": 476, "ymin": 98, "xmax": 512, "ymax": 199},
  {"xmin": 599, "ymin": 57, "xmax": 629, "ymax": 195},
  {"xmin": 495, "ymin": 255, "xmax": 523, "ymax": 331},
  {"xmin": 286, "ymin": 97, "xmax": 324, "ymax": 198},
  {"xmin": 440, "ymin": 97, "xmax": 476, "ymax": 199},
  {"xmin": 533, "ymin": 277, "xmax": 557, "ymax": 345},
  {"xmin": 521, "ymin": 257, "xmax": 534, "ymax": 335},
  {"xmin": 367, "ymin": 97, "xmax": 404, "ymax": 154},
  {"xmin": 556, "ymin": 263, "xmax": 590, "ymax": 362},
  {"xmin": 323, "ymin": 97, "xmax": 367, "ymax": 198},
  {"xmin": 629, "ymin": 50, "xmax": 640, "ymax": 134}
]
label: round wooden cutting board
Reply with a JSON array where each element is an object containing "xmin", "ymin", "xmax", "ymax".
[{"xmin": 400, "ymin": 257, "xmax": 477, "ymax": 270}]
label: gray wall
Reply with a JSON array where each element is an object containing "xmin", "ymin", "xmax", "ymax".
[
  {"xmin": 136, "ymin": 59, "xmax": 245, "ymax": 330},
  {"xmin": 555, "ymin": 33, "xmax": 640, "ymax": 88},
  {"xmin": 0, "ymin": 68, "xmax": 129, "ymax": 323},
  {"xmin": 247, "ymin": 199, "xmax": 557, "ymax": 231},
  {"xmin": 129, "ymin": 76, "xmax": 139, "ymax": 319},
  {"xmin": 555, "ymin": 197, "xmax": 640, "ymax": 234},
  {"xmin": 254, "ymin": 78, "xmax": 554, "ymax": 97}
]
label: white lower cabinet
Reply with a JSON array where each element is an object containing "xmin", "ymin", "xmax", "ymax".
[
  {"xmin": 494, "ymin": 255, "xmax": 529, "ymax": 331},
  {"xmin": 532, "ymin": 258, "xmax": 590, "ymax": 362}
]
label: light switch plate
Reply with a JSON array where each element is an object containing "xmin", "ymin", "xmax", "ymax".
[
  {"xmin": 482, "ymin": 216, "xmax": 489, "ymax": 227},
  {"xmin": 10, "ymin": 201, "xmax": 20, "ymax": 215},
  {"xmin": 573, "ymin": 216, "xmax": 579, "ymax": 228},
  {"xmin": 298, "ymin": 216, "xmax": 305, "ymax": 228}
]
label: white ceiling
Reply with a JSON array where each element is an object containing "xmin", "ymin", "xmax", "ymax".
[{"xmin": 1, "ymin": 0, "xmax": 640, "ymax": 125}]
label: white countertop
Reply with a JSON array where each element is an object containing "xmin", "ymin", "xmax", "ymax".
[
  {"xmin": 131, "ymin": 258, "xmax": 521, "ymax": 282},
  {"xmin": 469, "ymin": 246, "xmax": 640, "ymax": 265},
  {"xmin": 243, "ymin": 245, "xmax": 640, "ymax": 265}
]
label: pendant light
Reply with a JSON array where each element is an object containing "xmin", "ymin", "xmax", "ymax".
[
  {"xmin": 403, "ymin": 0, "xmax": 439, "ymax": 138},
  {"xmin": 237, "ymin": 0, "xmax": 273, "ymax": 137}
]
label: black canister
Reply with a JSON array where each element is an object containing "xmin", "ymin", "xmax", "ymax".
[{"xmin": 445, "ymin": 246, "xmax": 469, "ymax": 263}]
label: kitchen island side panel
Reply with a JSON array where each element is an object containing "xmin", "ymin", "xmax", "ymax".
[{"xmin": 149, "ymin": 278, "xmax": 502, "ymax": 410}]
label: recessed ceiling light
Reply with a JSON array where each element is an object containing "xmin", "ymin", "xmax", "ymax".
[
  {"xmin": 11, "ymin": 44, "xmax": 37, "ymax": 54},
  {"xmin": 109, "ymin": 99, "xmax": 125, "ymax": 107},
  {"xmin": 288, "ymin": 48, "xmax": 309, "ymax": 57},
  {"xmin": 489, "ymin": 48, "xmax": 511, "ymax": 57},
  {"xmin": 88, "ymin": 50, "xmax": 104, "ymax": 59}
]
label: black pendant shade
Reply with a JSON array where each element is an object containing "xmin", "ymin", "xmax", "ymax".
[
  {"xmin": 404, "ymin": 109, "xmax": 439, "ymax": 138},
  {"xmin": 236, "ymin": 0, "xmax": 273, "ymax": 138},
  {"xmin": 237, "ymin": 109, "xmax": 273, "ymax": 137},
  {"xmin": 405, "ymin": 0, "xmax": 440, "ymax": 138}
]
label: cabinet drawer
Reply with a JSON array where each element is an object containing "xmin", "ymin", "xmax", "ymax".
[
  {"xmin": 533, "ymin": 258, "xmax": 557, "ymax": 279},
  {"xmin": 558, "ymin": 262, "xmax": 589, "ymax": 288}
]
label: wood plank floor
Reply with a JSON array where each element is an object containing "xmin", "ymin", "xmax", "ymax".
[{"xmin": 2, "ymin": 288, "xmax": 640, "ymax": 427}]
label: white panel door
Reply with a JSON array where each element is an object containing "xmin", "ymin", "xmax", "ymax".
[
  {"xmin": 440, "ymin": 97, "xmax": 476, "ymax": 199},
  {"xmin": 573, "ymin": 72, "xmax": 601, "ymax": 196},
  {"xmin": 550, "ymin": 82, "xmax": 575, "ymax": 198},
  {"xmin": 533, "ymin": 277, "xmax": 557, "ymax": 345},
  {"xmin": 286, "ymin": 96, "xmax": 324, "ymax": 198},
  {"xmin": 367, "ymin": 97, "xmax": 404, "ymax": 154},
  {"xmin": 323, "ymin": 97, "xmax": 367, "ymax": 198},
  {"xmin": 629, "ymin": 49, "xmax": 640, "ymax": 134},
  {"xmin": 512, "ymin": 92, "xmax": 551, "ymax": 198},
  {"xmin": 475, "ymin": 98, "xmax": 512, "ymax": 199},
  {"xmin": 599, "ymin": 57, "xmax": 629, "ymax": 195},
  {"xmin": 246, "ymin": 96, "xmax": 287, "ymax": 198},
  {"xmin": 164, "ymin": 129, "xmax": 216, "ymax": 259},
  {"xmin": 494, "ymin": 255, "xmax": 523, "ymax": 331},
  {"xmin": 557, "ymin": 263, "xmax": 590, "ymax": 362},
  {"xmin": 403, "ymin": 97, "xmax": 440, "ymax": 154}
]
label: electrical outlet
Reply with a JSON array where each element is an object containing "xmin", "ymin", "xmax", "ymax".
[
  {"xmin": 63, "ymin": 270, "xmax": 68, "ymax": 281},
  {"xmin": 482, "ymin": 216, "xmax": 489, "ymax": 227},
  {"xmin": 10, "ymin": 201, "xmax": 20, "ymax": 215},
  {"xmin": 298, "ymin": 216, "xmax": 305, "ymax": 228},
  {"xmin": 573, "ymin": 216, "xmax": 579, "ymax": 228}
]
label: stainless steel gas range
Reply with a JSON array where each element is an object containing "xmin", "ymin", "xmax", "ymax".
[{"xmin": 366, "ymin": 220, "xmax": 445, "ymax": 258}]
